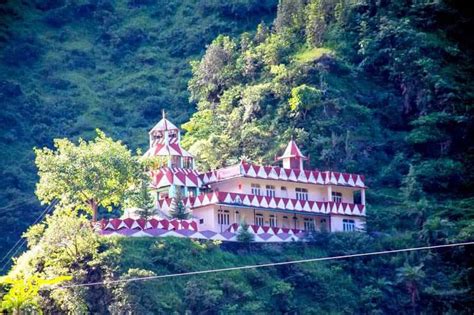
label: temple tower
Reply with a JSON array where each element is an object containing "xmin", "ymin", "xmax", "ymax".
[
  {"xmin": 277, "ymin": 140, "xmax": 308, "ymax": 170},
  {"xmin": 144, "ymin": 111, "xmax": 195, "ymax": 169}
]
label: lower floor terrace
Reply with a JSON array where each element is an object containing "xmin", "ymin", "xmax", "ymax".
[
  {"xmin": 156, "ymin": 191, "xmax": 366, "ymax": 233},
  {"xmin": 99, "ymin": 217, "xmax": 362, "ymax": 242},
  {"xmin": 193, "ymin": 204, "xmax": 364, "ymax": 233}
]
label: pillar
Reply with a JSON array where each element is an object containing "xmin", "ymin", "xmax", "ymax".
[
  {"xmin": 361, "ymin": 189, "xmax": 366, "ymax": 205},
  {"xmin": 327, "ymin": 185, "xmax": 332, "ymax": 202}
]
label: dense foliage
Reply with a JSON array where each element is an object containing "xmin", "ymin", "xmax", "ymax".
[
  {"xmin": 1, "ymin": 0, "xmax": 474, "ymax": 313},
  {"xmin": 183, "ymin": 0, "xmax": 474, "ymax": 239},
  {"xmin": 35, "ymin": 130, "xmax": 140, "ymax": 220},
  {"xmin": 2, "ymin": 217, "xmax": 473, "ymax": 313},
  {"xmin": 0, "ymin": 0, "xmax": 277, "ymax": 258}
]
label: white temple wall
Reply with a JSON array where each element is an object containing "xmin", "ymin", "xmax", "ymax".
[
  {"xmin": 330, "ymin": 215, "xmax": 365, "ymax": 232},
  {"xmin": 330, "ymin": 186, "xmax": 357, "ymax": 203},
  {"xmin": 193, "ymin": 204, "xmax": 332, "ymax": 232},
  {"xmin": 192, "ymin": 205, "xmax": 216, "ymax": 231},
  {"xmin": 210, "ymin": 177, "xmax": 359, "ymax": 203}
]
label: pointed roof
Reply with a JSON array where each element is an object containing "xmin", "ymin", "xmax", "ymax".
[
  {"xmin": 277, "ymin": 140, "xmax": 308, "ymax": 160},
  {"xmin": 143, "ymin": 143, "xmax": 194, "ymax": 158},
  {"xmin": 149, "ymin": 110, "xmax": 178, "ymax": 133}
]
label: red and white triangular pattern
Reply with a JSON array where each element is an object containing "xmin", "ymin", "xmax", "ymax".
[
  {"xmin": 143, "ymin": 142, "xmax": 193, "ymax": 158},
  {"xmin": 150, "ymin": 168, "xmax": 202, "ymax": 188},
  {"xmin": 157, "ymin": 192, "xmax": 365, "ymax": 217},
  {"xmin": 150, "ymin": 117, "xmax": 178, "ymax": 131},
  {"xmin": 277, "ymin": 140, "xmax": 307, "ymax": 160},
  {"xmin": 200, "ymin": 162, "xmax": 365, "ymax": 188},
  {"xmin": 102, "ymin": 218, "xmax": 198, "ymax": 231}
]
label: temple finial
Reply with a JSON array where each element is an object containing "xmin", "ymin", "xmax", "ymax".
[{"xmin": 162, "ymin": 109, "xmax": 166, "ymax": 119}]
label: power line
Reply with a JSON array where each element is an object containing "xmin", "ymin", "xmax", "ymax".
[
  {"xmin": 48, "ymin": 241, "xmax": 474, "ymax": 290},
  {"xmin": 0, "ymin": 200, "xmax": 58, "ymax": 272}
]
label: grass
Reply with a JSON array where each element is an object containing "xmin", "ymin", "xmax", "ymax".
[{"xmin": 294, "ymin": 46, "xmax": 334, "ymax": 63}]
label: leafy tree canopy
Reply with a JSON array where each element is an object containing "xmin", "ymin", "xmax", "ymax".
[{"xmin": 35, "ymin": 130, "xmax": 141, "ymax": 221}]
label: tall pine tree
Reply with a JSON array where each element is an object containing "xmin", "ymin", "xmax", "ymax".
[{"xmin": 169, "ymin": 188, "xmax": 189, "ymax": 219}]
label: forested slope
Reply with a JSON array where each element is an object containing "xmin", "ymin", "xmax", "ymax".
[
  {"xmin": 183, "ymin": 0, "xmax": 474, "ymax": 237},
  {"xmin": 0, "ymin": 0, "xmax": 277, "ymax": 256},
  {"xmin": 1, "ymin": 0, "xmax": 474, "ymax": 313}
]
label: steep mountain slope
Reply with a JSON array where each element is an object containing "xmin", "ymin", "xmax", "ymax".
[
  {"xmin": 1, "ymin": 1, "xmax": 474, "ymax": 313},
  {"xmin": 0, "ymin": 0, "xmax": 276, "ymax": 257},
  {"xmin": 183, "ymin": 0, "xmax": 474, "ymax": 235}
]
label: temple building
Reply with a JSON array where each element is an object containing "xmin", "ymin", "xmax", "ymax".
[{"xmin": 141, "ymin": 115, "xmax": 366, "ymax": 234}]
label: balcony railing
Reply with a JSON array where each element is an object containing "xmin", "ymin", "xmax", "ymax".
[{"xmin": 157, "ymin": 192, "xmax": 365, "ymax": 216}]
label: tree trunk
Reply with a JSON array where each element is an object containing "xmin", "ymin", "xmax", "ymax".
[{"xmin": 88, "ymin": 200, "xmax": 99, "ymax": 222}]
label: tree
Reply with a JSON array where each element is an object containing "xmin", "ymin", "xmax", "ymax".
[
  {"xmin": 169, "ymin": 188, "xmax": 189, "ymax": 219},
  {"xmin": 236, "ymin": 221, "xmax": 255, "ymax": 243},
  {"xmin": 35, "ymin": 130, "xmax": 140, "ymax": 221},
  {"xmin": 305, "ymin": 0, "xmax": 337, "ymax": 46},
  {"xmin": 188, "ymin": 35, "xmax": 239, "ymax": 104},
  {"xmin": 125, "ymin": 175, "xmax": 156, "ymax": 220},
  {"xmin": 7, "ymin": 210, "xmax": 115, "ymax": 313},
  {"xmin": 0, "ymin": 274, "xmax": 71, "ymax": 314},
  {"xmin": 288, "ymin": 84, "xmax": 322, "ymax": 119},
  {"xmin": 401, "ymin": 165, "xmax": 430, "ymax": 229},
  {"xmin": 274, "ymin": 0, "xmax": 305, "ymax": 36},
  {"xmin": 396, "ymin": 263, "xmax": 426, "ymax": 314}
]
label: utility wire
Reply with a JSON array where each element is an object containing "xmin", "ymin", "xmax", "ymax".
[
  {"xmin": 0, "ymin": 200, "xmax": 58, "ymax": 272},
  {"xmin": 48, "ymin": 241, "xmax": 474, "ymax": 290}
]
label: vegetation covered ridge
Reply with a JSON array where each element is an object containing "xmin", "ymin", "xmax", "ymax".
[
  {"xmin": 1, "ymin": 0, "xmax": 474, "ymax": 313},
  {"xmin": 0, "ymin": 0, "xmax": 277, "ymax": 258}
]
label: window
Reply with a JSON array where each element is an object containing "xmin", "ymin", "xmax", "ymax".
[
  {"xmin": 187, "ymin": 188, "xmax": 196, "ymax": 198},
  {"xmin": 199, "ymin": 219, "xmax": 204, "ymax": 224},
  {"xmin": 266, "ymin": 185, "xmax": 276, "ymax": 197},
  {"xmin": 168, "ymin": 130, "xmax": 177, "ymax": 139},
  {"xmin": 343, "ymin": 219, "xmax": 355, "ymax": 231},
  {"xmin": 332, "ymin": 192, "xmax": 342, "ymax": 203},
  {"xmin": 269, "ymin": 215, "xmax": 277, "ymax": 227},
  {"xmin": 251, "ymin": 184, "xmax": 261, "ymax": 195},
  {"xmin": 255, "ymin": 214, "xmax": 264, "ymax": 226},
  {"xmin": 235, "ymin": 211, "xmax": 240, "ymax": 223},
  {"xmin": 218, "ymin": 210, "xmax": 230, "ymax": 225},
  {"xmin": 152, "ymin": 131, "xmax": 163, "ymax": 143},
  {"xmin": 281, "ymin": 186, "xmax": 288, "ymax": 198},
  {"xmin": 170, "ymin": 156, "xmax": 181, "ymax": 168},
  {"xmin": 182, "ymin": 157, "xmax": 193, "ymax": 169},
  {"xmin": 304, "ymin": 218, "xmax": 315, "ymax": 231},
  {"xmin": 295, "ymin": 188, "xmax": 308, "ymax": 201}
]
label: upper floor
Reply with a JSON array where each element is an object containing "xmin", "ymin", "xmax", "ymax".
[
  {"xmin": 143, "ymin": 111, "xmax": 196, "ymax": 169},
  {"xmin": 144, "ymin": 116, "xmax": 367, "ymax": 208},
  {"xmin": 206, "ymin": 177, "xmax": 364, "ymax": 205}
]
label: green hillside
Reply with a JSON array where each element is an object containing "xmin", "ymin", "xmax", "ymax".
[
  {"xmin": 0, "ymin": 0, "xmax": 276, "ymax": 256},
  {"xmin": 1, "ymin": 0, "xmax": 474, "ymax": 313},
  {"xmin": 182, "ymin": 0, "xmax": 474, "ymax": 237},
  {"xmin": 3, "ymin": 212, "xmax": 473, "ymax": 313}
]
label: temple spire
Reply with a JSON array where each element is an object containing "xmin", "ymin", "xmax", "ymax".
[{"xmin": 276, "ymin": 140, "xmax": 308, "ymax": 170}]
